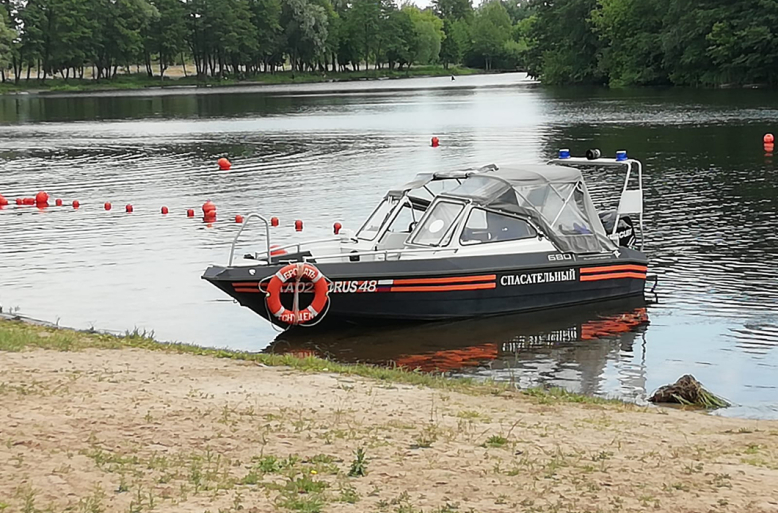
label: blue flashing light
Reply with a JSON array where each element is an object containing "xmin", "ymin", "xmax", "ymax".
[
  {"xmin": 616, "ymin": 150, "xmax": 628, "ymax": 162},
  {"xmin": 559, "ymin": 149, "xmax": 571, "ymax": 159}
]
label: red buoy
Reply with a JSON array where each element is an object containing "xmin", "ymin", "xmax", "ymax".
[
  {"xmin": 294, "ymin": 219, "xmax": 303, "ymax": 232},
  {"xmin": 35, "ymin": 191, "xmax": 49, "ymax": 205},
  {"xmin": 217, "ymin": 158, "xmax": 232, "ymax": 170},
  {"xmin": 0, "ymin": 195, "xmax": 8, "ymax": 206},
  {"xmin": 104, "ymin": 202, "xmax": 112, "ymax": 211},
  {"xmin": 271, "ymin": 216, "xmax": 279, "ymax": 227},
  {"xmin": 125, "ymin": 204, "xmax": 133, "ymax": 213},
  {"xmin": 15, "ymin": 198, "xmax": 22, "ymax": 205},
  {"xmin": 187, "ymin": 209, "xmax": 195, "ymax": 217},
  {"xmin": 431, "ymin": 136, "xmax": 440, "ymax": 148},
  {"xmin": 72, "ymin": 200, "xmax": 80, "ymax": 209},
  {"xmin": 204, "ymin": 212, "xmax": 216, "ymax": 223},
  {"xmin": 55, "ymin": 198, "xmax": 63, "ymax": 206},
  {"xmin": 161, "ymin": 206, "xmax": 169, "ymax": 214},
  {"xmin": 333, "ymin": 222, "xmax": 342, "ymax": 235},
  {"xmin": 765, "ymin": 142, "xmax": 774, "ymax": 154},
  {"xmin": 23, "ymin": 198, "xmax": 35, "ymax": 205},
  {"xmin": 235, "ymin": 214, "xmax": 244, "ymax": 223},
  {"xmin": 202, "ymin": 200, "xmax": 216, "ymax": 214},
  {"xmin": 764, "ymin": 134, "xmax": 775, "ymax": 144}
]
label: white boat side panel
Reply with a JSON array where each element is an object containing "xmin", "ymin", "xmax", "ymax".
[
  {"xmin": 618, "ymin": 190, "xmax": 643, "ymax": 215},
  {"xmin": 452, "ymin": 238, "xmax": 557, "ymax": 257}
]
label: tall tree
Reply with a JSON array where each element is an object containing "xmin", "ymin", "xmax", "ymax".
[
  {"xmin": 147, "ymin": 0, "xmax": 187, "ymax": 78},
  {"xmin": 0, "ymin": 9, "xmax": 14, "ymax": 78},
  {"xmin": 281, "ymin": 0, "xmax": 327, "ymax": 71},
  {"xmin": 403, "ymin": 5, "xmax": 443, "ymax": 65},
  {"xmin": 432, "ymin": 0, "xmax": 472, "ymax": 21},
  {"xmin": 525, "ymin": 0, "xmax": 604, "ymax": 84},
  {"xmin": 439, "ymin": 18, "xmax": 467, "ymax": 68},
  {"xmin": 590, "ymin": 0, "xmax": 668, "ymax": 86},
  {"xmin": 249, "ymin": 0, "xmax": 283, "ymax": 72},
  {"xmin": 471, "ymin": 0, "xmax": 511, "ymax": 70}
]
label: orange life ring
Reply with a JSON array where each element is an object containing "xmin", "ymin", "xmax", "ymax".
[{"xmin": 265, "ymin": 263, "xmax": 329, "ymax": 325}]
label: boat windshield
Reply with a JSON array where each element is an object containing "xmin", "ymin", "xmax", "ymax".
[
  {"xmin": 410, "ymin": 201, "xmax": 465, "ymax": 246},
  {"xmin": 357, "ymin": 197, "xmax": 399, "ymax": 241}
]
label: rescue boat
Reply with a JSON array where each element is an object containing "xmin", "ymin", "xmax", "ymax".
[{"xmin": 202, "ymin": 151, "xmax": 652, "ymax": 327}]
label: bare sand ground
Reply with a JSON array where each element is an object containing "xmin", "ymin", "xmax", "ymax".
[{"xmin": 1, "ymin": 348, "xmax": 778, "ymax": 513}]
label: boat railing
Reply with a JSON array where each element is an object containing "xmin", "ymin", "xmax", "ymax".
[
  {"xmin": 303, "ymin": 246, "xmax": 458, "ymax": 263},
  {"xmin": 267, "ymin": 237, "xmax": 347, "ymax": 256},
  {"xmin": 550, "ymin": 155, "xmax": 645, "ymax": 250},
  {"xmin": 229, "ymin": 213, "xmax": 272, "ymax": 266}
]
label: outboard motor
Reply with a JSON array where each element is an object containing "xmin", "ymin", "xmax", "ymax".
[{"xmin": 599, "ymin": 211, "xmax": 636, "ymax": 248}]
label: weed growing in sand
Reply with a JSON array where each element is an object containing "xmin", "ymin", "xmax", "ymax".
[
  {"xmin": 348, "ymin": 447, "xmax": 367, "ymax": 477},
  {"xmin": 710, "ymin": 473, "xmax": 732, "ymax": 488},
  {"xmin": 484, "ymin": 435, "xmax": 509, "ymax": 448},
  {"xmin": 337, "ymin": 484, "xmax": 360, "ymax": 503},
  {"xmin": 276, "ymin": 493, "xmax": 325, "ymax": 513},
  {"xmin": 252, "ymin": 455, "xmax": 282, "ymax": 473},
  {"xmin": 117, "ymin": 475, "xmax": 129, "ymax": 493},
  {"xmin": 412, "ymin": 424, "xmax": 439, "ymax": 449},
  {"xmin": 16, "ymin": 485, "xmax": 38, "ymax": 513},
  {"xmin": 76, "ymin": 484, "xmax": 105, "ymax": 513},
  {"xmin": 283, "ymin": 474, "xmax": 327, "ymax": 495}
]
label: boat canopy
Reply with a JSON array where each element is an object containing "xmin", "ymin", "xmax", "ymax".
[
  {"xmin": 442, "ymin": 164, "xmax": 617, "ymax": 254},
  {"xmin": 387, "ymin": 165, "xmax": 499, "ymax": 201}
]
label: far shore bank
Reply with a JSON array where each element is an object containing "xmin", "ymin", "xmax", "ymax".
[
  {"xmin": 1, "ymin": 317, "xmax": 778, "ymax": 512},
  {"xmin": 0, "ymin": 66, "xmax": 498, "ymax": 96}
]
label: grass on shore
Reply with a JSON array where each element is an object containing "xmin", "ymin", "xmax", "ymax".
[
  {"xmin": 0, "ymin": 317, "xmax": 622, "ymax": 406},
  {"xmin": 0, "ymin": 66, "xmax": 483, "ymax": 94}
]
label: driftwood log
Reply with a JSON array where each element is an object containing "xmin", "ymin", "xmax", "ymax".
[{"xmin": 648, "ymin": 374, "xmax": 730, "ymax": 409}]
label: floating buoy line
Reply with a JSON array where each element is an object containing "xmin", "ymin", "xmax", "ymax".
[
  {"xmin": 0, "ymin": 156, "xmax": 393, "ymax": 233},
  {"xmin": 0, "ymin": 193, "xmax": 345, "ymax": 232}
]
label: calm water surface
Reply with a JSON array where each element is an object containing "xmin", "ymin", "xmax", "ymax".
[{"xmin": 1, "ymin": 73, "xmax": 777, "ymax": 418}]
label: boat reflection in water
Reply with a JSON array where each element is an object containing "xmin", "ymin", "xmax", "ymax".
[{"xmin": 266, "ymin": 298, "xmax": 651, "ymax": 402}]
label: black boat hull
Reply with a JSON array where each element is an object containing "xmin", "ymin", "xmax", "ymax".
[{"xmin": 202, "ymin": 249, "xmax": 648, "ymax": 326}]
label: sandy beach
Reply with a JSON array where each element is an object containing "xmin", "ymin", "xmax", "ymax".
[{"xmin": 1, "ymin": 327, "xmax": 778, "ymax": 513}]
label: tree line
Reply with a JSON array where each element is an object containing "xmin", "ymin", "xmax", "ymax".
[
  {"xmin": 523, "ymin": 0, "xmax": 778, "ymax": 87},
  {"xmin": 0, "ymin": 0, "xmax": 536, "ymax": 84}
]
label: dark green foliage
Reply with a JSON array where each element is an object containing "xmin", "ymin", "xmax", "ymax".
[
  {"xmin": 0, "ymin": 0, "xmax": 541, "ymax": 85},
  {"xmin": 524, "ymin": 0, "xmax": 778, "ymax": 87},
  {"xmin": 19, "ymin": 0, "xmax": 778, "ymax": 85}
]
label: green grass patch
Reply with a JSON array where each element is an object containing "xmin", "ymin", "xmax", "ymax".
[
  {"xmin": 0, "ymin": 318, "xmax": 511, "ymax": 396},
  {"xmin": 483, "ymin": 435, "xmax": 509, "ymax": 448},
  {"xmin": 0, "ymin": 318, "xmax": 629, "ymax": 406},
  {"xmin": 521, "ymin": 386, "xmax": 625, "ymax": 406}
]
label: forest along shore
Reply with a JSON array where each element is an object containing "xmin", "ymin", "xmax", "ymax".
[{"xmin": 2, "ymin": 319, "xmax": 778, "ymax": 512}]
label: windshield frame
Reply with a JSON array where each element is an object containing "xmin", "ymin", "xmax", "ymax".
[
  {"xmin": 356, "ymin": 196, "xmax": 400, "ymax": 241},
  {"xmin": 408, "ymin": 198, "xmax": 468, "ymax": 247}
]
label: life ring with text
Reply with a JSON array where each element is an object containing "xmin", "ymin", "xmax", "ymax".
[{"xmin": 265, "ymin": 263, "xmax": 329, "ymax": 325}]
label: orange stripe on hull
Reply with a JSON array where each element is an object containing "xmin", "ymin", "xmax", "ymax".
[
  {"xmin": 580, "ymin": 272, "xmax": 646, "ymax": 282},
  {"xmin": 232, "ymin": 282, "xmax": 260, "ymax": 287},
  {"xmin": 234, "ymin": 288, "xmax": 262, "ymax": 293},
  {"xmin": 392, "ymin": 275, "xmax": 496, "ymax": 286},
  {"xmin": 389, "ymin": 282, "xmax": 496, "ymax": 293},
  {"xmin": 580, "ymin": 265, "xmax": 648, "ymax": 274}
]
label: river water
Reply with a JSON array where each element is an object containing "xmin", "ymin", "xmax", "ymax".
[{"xmin": 1, "ymin": 73, "xmax": 777, "ymax": 418}]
